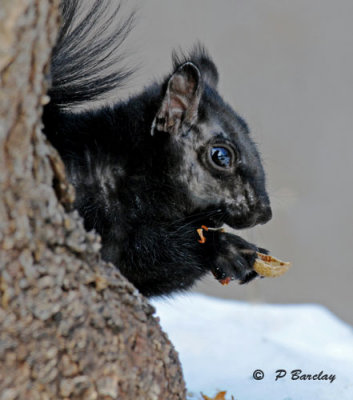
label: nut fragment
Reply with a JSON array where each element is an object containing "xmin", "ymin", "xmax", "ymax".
[
  {"xmin": 197, "ymin": 225, "xmax": 225, "ymax": 244},
  {"xmin": 202, "ymin": 391, "xmax": 231, "ymax": 400},
  {"xmin": 197, "ymin": 228, "xmax": 207, "ymax": 244},
  {"xmin": 254, "ymin": 252, "xmax": 291, "ymax": 278},
  {"xmin": 219, "ymin": 277, "xmax": 231, "ymax": 286}
]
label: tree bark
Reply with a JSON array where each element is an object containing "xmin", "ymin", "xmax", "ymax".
[{"xmin": 0, "ymin": 1, "xmax": 186, "ymax": 399}]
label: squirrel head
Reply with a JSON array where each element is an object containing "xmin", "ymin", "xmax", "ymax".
[{"xmin": 151, "ymin": 46, "xmax": 272, "ymax": 230}]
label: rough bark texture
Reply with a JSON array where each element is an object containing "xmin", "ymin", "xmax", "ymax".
[{"xmin": 0, "ymin": 1, "xmax": 186, "ymax": 399}]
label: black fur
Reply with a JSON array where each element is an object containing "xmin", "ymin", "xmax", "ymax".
[{"xmin": 43, "ymin": 0, "xmax": 272, "ymax": 297}]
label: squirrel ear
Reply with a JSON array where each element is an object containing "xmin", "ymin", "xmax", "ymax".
[
  {"xmin": 151, "ymin": 62, "xmax": 202, "ymax": 136},
  {"xmin": 196, "ymin": 57, "xmax": 218, "ymax": 89}
]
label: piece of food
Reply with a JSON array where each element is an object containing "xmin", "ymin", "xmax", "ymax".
[
  {"xmin": 201, "ymin": 391, "xmax": 230, "ymax": 400},
  {"xmin": 197, "ymin": 225, "xmax": 225, "ymax": 244},
  {"xmin": 197, "ymin": 227, "xmax": 207, "ymax": 244},
  {"xmin": 253, "ymin": 252, "xmax": 291, "ymax": 278},
  {"xmin": 219, "ymin": 277, "xmax": 231, "ymax": 286}
]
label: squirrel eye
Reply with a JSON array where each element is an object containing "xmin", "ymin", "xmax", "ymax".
[{"xmin": 210, "ymin": 146, "xmax": 233, "ymax": 169}]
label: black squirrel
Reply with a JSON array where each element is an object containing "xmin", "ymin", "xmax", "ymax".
[{"xmin": 43, "ymin": 0, "xmax": 272, "ymax": 297}]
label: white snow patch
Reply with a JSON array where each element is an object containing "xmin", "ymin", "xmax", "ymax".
[{"xmin": 152, "ymin": 293, "xmax": 353, "ymax": 400}]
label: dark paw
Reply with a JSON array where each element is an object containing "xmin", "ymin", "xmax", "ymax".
[
  {"xmin": 258, "ymin": 247, "xmax": 269, "ymax": 255},
  {"xmin": 208, "ymin": 233, "xmax": 267, "ymax": 285}
]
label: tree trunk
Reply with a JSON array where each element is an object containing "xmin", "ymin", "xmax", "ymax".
[{"xmin": 0, "ymin": 1, "xmax": 186, "ymax": 399}]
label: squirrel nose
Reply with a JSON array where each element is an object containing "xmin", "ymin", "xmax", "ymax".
[{"xmin": 256, "ymin": 204, "xmax": 272, "ymax": 225}]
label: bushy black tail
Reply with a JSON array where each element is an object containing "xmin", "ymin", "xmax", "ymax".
[{"xmin": 49, "ymin": 0, "xmax": 135, "ymax": 107}]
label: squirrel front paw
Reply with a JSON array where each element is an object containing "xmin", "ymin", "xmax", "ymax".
[{"xmin": 206, "ymin": 232, "xmax": 267, "ymax": 285}]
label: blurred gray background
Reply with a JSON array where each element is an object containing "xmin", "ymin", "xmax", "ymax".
[{"xmin": 120, "ymin": 0, "xmax": 353, "ymax": 324}]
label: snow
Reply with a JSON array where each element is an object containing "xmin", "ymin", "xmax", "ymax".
[{"xmin": 152, "ymin": 294, "xmax": 353, "ymax": 400}]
